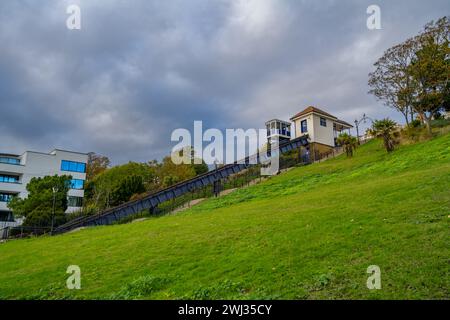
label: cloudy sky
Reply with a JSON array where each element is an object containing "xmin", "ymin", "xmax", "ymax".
[{"xmin": 0, "ymin": 0, "xmax": 448, "ymax": 164}]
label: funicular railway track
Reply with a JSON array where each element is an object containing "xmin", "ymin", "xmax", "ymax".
[{"xmin": 53, "ymin": 135, "xmax": 309, "ymax": 235}]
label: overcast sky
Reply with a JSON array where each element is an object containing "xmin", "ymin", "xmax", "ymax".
[{"xmin": 0, "ymin": 0, "xmax": 448, "ymax": 164}]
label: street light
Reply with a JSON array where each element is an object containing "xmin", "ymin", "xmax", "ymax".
[
  {"xmin": 50, "ymin": 186, "xmax": 58, "ymax": 235},
  {"xmin": 354, "ymin": 114, "xmax": 374, "ymax": 144},
  {"xmin": 213, "ymin": 159, "xmax": 219, "ymax": 197}
]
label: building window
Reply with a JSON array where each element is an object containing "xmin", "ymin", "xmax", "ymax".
[
  {"xmin": 68, "ymin": 196, "xmax": 83, "ymax": 207},
  {"xmin": 0, "ymin": 211, "xmax": 15, "ymax": 222},
  {"xmin": 301, "ymin": 120, "xmax": 308, "ymax": 133},
  {"xmin": 320, "ymin": 117, "xmax": 327, "ymax": 127},
  {"xmin": 0, "ymin": 157, "xmax": 20, "ymax": 165},
  {"xmin": 0, "ymin": 193, "xmax": 14, "ymax": 203},
  {"xmin": 0, "ymin": 175, "xmax": 19, "ymax": 183},
  {"xmin": 61, "ymin": 160, "xmax": 86, "ymax": 173},
  {"xmin": 70, "ymin": 179, "xmax": 85, "ymax": 190}
]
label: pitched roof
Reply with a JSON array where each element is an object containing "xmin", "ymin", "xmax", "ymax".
[
  {"xmin": 290, "ymin": 106, "xmax": 338, "ymax": 120},
  {"xmin": 335, "ymin": 119, "xmax": 354, "ymax": 128}
]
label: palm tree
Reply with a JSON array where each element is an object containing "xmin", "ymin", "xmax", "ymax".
[
  {"xmin": 369, "ymin": 118, "xmax": 400, "ymax": 152},
  {"xmin": 336, "ymin": 133, "xmax": 358, "ymax": 157}
]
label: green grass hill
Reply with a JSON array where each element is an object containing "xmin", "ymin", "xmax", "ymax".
[{"xmin": 0, "ymin": 133, "xmax": 449, "ymax": 299}]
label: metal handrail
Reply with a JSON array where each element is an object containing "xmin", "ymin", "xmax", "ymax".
[{"xmin": 54, "ymin": 135, "xmax": 310, "ymax": 234}]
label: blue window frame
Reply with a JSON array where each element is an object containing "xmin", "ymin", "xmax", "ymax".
[
  {"xmin": 320, "ymin": 117, "xmax": 327, "ymax": 127},
  {"xmin": 70, "ymin": 179, "xmax": 85, "ymax": 190},
  {"xmin": 61, "ymin": 160, "xmax": 86, "ymax": 173},
  {"xmin": 301, "ymin": 120, "xmax": 308, "ymax": 133},
  {"xmin": 0, "ymin": 175, "xmax": 19, "ymax": 183},
  {"xmin": 0, "ymin": 157, "xmax": 20, "ymax": 165}
]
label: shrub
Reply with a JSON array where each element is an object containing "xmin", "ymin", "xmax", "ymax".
[
  {"xmin": 369, "ymin": 118, "xmax": 400, "ymax": 152},
  {"xmin": 336, "ymin": 133, "xmax": 358, "ymax": 157}
]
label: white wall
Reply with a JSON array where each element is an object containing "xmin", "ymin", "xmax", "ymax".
[
  {"xmin": 0, "ymin": 150, "xmax": 88, "ymax": 215},
  {"xmin": 293, "ymin": 114, "xmax": 315, "ymax": 141},
  {"xmin": 312, "ymin": 114, "xmax": 335, "ymax": 147},
  {"xmin": 293, "ymin": 113, "xmax": 339, "ymax": 147}
]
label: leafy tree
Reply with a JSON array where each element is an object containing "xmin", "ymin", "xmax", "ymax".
[
  {"xmin": 336, "ymin": 133, "xmax": 358, "ymax": 157},
  {"xmin": 86, "ymin": 152, "xmax": 111, "ymax": 181},
  {"xmin": 369, "ymin": 119, "xmax": 400, "ymax": 152},
  {"xmin": 369, "ymin": 37, "xmax": 418, "ymax": 125},
  {"xmin": 407, "ymin": 17, "xmax": 450, "ymax": 134},
  {"xmin": 8, "ymin": 175, "xmax": 71, "ymax": 227},
  {"xmin": 193, "ymin": 162, "xmax": 209, "ymax": 176},
  {"xmin": 84, "ymin": 162, "xmax": 157, "ymax": 210},
  {"xmin": 82, "ymin": 147, "xmax": 205, "ymax": 214},
  {"xmin": 110, "ymin": 175, "xmax": 146, "ymax": 206},
  {"xmin": 173, "ymin": 146, "xmax": 209, "ymax": 176},
  {"xmin": 369, "ymin": 16, "xmax": 449, "ymax": 130},
  {"xmin": 158, "ymin": 155, "xmax": 197, "ymax": 187},
  {"xmin": 162, "ymin": 175, "xmax": 180, "ymax": 187}
]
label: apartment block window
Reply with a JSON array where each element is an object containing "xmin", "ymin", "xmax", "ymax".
[
  {"xmin": 70, "ymin": 179, "xmax": 85, "ymax": 190},
  {"xmin": 301, "ymin": 120, "xmax": 308, "ymax": 133},
  {"xmin": 320, "ymin": 117, "xmax": 327, "ymax": 127},
  {"xmin": 0, "ymin": 193, "xmax": 14, "ymax": 203},
  {"xmin": 0, "ymin": 157, "xmax": 20, "ymax": 165},
  {"xmin": 68, "ymin": 196, "xmax": 83, "ymax": 207},
  {"xmin": 61, "ymin": 160, "xmax": 86, "ymax": 173},
  {"xmin": 0, "ymin": 175, "xmax": 19, "ymax": 183}
]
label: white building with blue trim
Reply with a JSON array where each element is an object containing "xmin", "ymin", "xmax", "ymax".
[{"xmin": 0, "ymin": 149, "xmax": 88, "ymax": 227}]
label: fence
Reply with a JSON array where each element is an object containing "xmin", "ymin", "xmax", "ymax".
[{"xmin": 0, "ymin": 226, "xmax": 50, "ymax": 240}]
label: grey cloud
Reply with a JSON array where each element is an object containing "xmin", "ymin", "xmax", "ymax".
[{"xmin": 0, "ymin": 0, "xmax": 448, "ymax": 164}]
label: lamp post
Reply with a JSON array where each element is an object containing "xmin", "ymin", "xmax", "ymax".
[
  {"xmin": 354, "ymin": 114, "xmax": 374, "ymax": 145},
  {"xmin": 213, "ymin": 159, "xmax": 219, "ymax": 197},
  {"xmin": 50, "ymin": 186, "xmax": 58, "ymax": 235}
]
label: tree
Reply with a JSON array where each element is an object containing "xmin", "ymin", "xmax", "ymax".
[
  {"xmin": 173, "ymin": 146, "xmax": 209, "ymax": 176},
  {"xmin": 369, "ymin": 119, "xmax": 400, "ymax": 152},
  {"xmin": 369, "ymin": 16, "xmax": 450, "ymax": 129},
  {"xmin": 336, "ymin": 133, "xmax": 358, "ymax": 157},
  {"xmin": 368, "ymin": 37, "xmax": 418, "ymax": 125},
  {"xmin": 84, "ymin": 162, "xmax": 157, "ymax": 210},
  {"xmin": 86, "ymin": 152, "xmax": 111, "ymax": 181},
  {"xmin": 8, "ymin": 175, "xmax": 71, "ymax": 227},
  {"xmin": 158, "ymin": 155, "xmax": 197, "ymax": 187},
  {"xmin": 110, "ymin": 175, "xmax": 146, "ymax": 206},
  {"xmin": 407, "ymin": 17, "xmax": 450, "ymax": 134}
]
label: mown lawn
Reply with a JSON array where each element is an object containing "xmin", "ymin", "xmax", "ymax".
[{"xmin": 0, "ymin": 133, "xmax": 449, "ymax": 299}]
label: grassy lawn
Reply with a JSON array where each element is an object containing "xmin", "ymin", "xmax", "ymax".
[{"xmin": 0, "ymin": 133, "xmax": 449, "ymax": 299}]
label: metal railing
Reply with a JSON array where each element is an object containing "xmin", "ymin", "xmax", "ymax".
[
  {"xmin": 53, "ymin": 135, "xmax": 310, "ymax": 235},
  {"xmin": 0, "ymin": 226, "xmax": 50, "ymax": 240}
]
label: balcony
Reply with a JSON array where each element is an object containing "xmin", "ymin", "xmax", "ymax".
[
  {"xmin": 0, "ymin": 162, "xmax": 25, "ymax": 175},
  {"xmin": 0, "ymin": 181, "xmax": 23, "ymax": 193}
]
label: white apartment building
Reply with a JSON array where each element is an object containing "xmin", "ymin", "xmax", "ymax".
[{"xmin": 0, "ymin": 149, "xmax": 88, "ymax": 227}]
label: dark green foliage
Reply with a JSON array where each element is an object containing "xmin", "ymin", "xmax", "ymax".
[
  {"xmin": 369, "ymin": 16, "xmax": 449, "ymax": 130},
  {"xmin": 110, "ymin": 175, "xmax": 146, "ymax": 206},
  {"xmin": 193, "ymin": 162, "xmax": 209, "ymax": 176},
  {"xmin": 84, "ymin": 162, "xmax": 157, "ymax": 210},
  {"xmin": 8, "ymin": 175, "xmax": 71, "ymax": 227}
]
